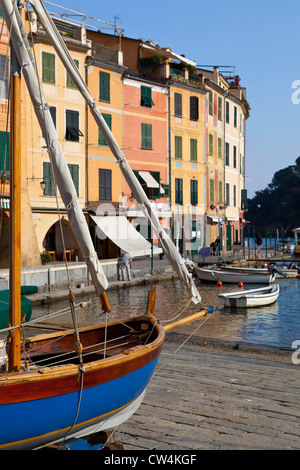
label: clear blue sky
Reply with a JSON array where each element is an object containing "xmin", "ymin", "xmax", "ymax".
[{"xmin": 44, "ymin": 0, "xmax": 300, "ymax": 198}]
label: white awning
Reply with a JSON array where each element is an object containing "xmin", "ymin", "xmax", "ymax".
[
  {"xmin": 139, "ymin": 171, "xmax": 159, "ymax": 188},
  {"xmin": 91, "ymin": 215, "xmax": 162, "ymax": 257}
]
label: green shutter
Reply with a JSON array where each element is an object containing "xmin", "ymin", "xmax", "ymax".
[
  {"xmin": 174, "ymin": 93, "xmax": 182, "ymax": 116},
  {"xmin": 66, "ymin": 110, "xmax": 83, "ymax": 141},
  {"xmin": 99, "ymin": 168, "xmax": 112, "ymax": 201},
  {"xmin": 141, "ymin": 86, "xmax": 153, "ymax": 107},
  {"xmin": 190, "ymin": 139, "xmax": 197, "ymax": 161},
  {"xmin": 99, "ymin": 71, "xmax": 110, "ymax": 102},
  {"xmin": 98, "ymin": 114, "xmax": 112, "ymax": 145},
  {"xmin": 219, "ymin": 181, "xmax": 223, "ymax": 203},
  {"xmin": 190, "ymin": 180, "xmax": 198, "ymax": 205},
  {"xmin": 42, "ymin": 52, "xmax": 55, "ymax": 84},
  {"xmin": 151, "ymin": 171, "xmax": 160, "ymax": 200},
  {"xmin": 209, "ymin": 179, "xmax": 214, "ymax": 203},
  {"xmin": 68, "ymin": 164, "xmax": 79, "ymax": 195},
  {"xmin": 43, "ymin": 162, "xmax": 56, "ymax": 196},
  {"xmin": 0, "ymin": 131, "xmax": 10, "ymax": 176},
  {"xmin": 209, "ymin": 134, "xmax": 213, "ymax": 155},
  {"xmin": 141, "ymin": 123, "xmax": 152, "ymax": 149},
  {"xmin": 175, "ymin": 136, "xmax": 182, "ymax": 159},
  {"xmin": 218, "ymin": 137, "xmax": 222, "ymax": 158},
  {"xmin": 67, "ymin": 59, "xmax": 79, "ymax": 88},
  {"xmin": 175, "ymin": 178, "xmax": 183, "ymax": 205}
]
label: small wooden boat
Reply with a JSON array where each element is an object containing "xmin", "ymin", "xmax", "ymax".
[
  {"xmin": 194, "ymin": 266, "xmax": 276, "ymax": 284},
  {"xmin": 218, "ymin": 284, "xmax": 280, "ymax": 308}
]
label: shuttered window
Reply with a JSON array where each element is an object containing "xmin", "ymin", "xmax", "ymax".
[
  {"xmin": 218, "ymin": 137, "xmax": 222, "ymax": 159},
  {"xmin": 175, "ymin": 178, "xmax": 183, "ymax": 205},
  {"xmin": 99, "ymin": 168, "xmax": 112, "ymax": 201},
  {"xmin": 0, "ymin": 131, "xmax": 10, "ymax": 176},
  {"xmin": 190, "ymin": 180, "xmax": 198, "ymax": 206},
  {"xmin": 49, "ymin": 106, "xmax": 56, "ymax": 128},
  {"xmin": 66, "ymin": 59, "xmax": 79, "ymax": 88},
  {"xmin": 99, "ymin": 71, "xmax": 110, "ymax": 102},
  {"xmin": 208, "ymin": 92, "xmax": 213, "ymax": 115},
  {"xmin": 218, "ymin": 97, "xmax": 222, "ymax": 120},
  {"xmin": 209, "ymin": 134, "xmax": 213, "ymax": 156},
  {"xmin": 225, "ymin": 142, "xmax": 230, "ymax": 165},
  {"xmin": 225, "ymin": 101, "xmax": 230, "ymax": 123},
  {"xmin": 190, "ymin": 139, "xmax": 197, "ymax": 161},
  {"xmin": 68, "ymin": 164, "xmax": 79, "ymax": 195},
  {"xmin": 0, "ymin": 54, "xmax": 8, "ymax": 99},
  {"xmin": 174, "ymin": 93, "xmax": 182, "ymax": 116},
  {"xmin": 141, "ymin": 86, "xmax": 154, "ymax": 107},
  {"xmin": 209, "ymin": 179, "xmax": 214, "ymax": 203},
  {"xmin": 66, "ymin": 110, "xmax": 83, "ymax": 142},
  {"xmin": 151, "ymin": 171, "xmax": 160, "ymax": 200},
  {"xmin": 226, "ymin": 182, "xmax": 230, "ymax": 205},
  {"xmin": 234, "ymin": 106, "xmax": 237, "ymax": 127},
  {"xmin": 98, "ymin": 113, "xmax": 112, "ymax": 146},
  {"xmin": 219, "ymin": 181, "xmax": 223, "ymax": 203},
  {"xmin": 190, "ymin": 96, "xmax": 199, "ymax": 121},
  {"xmin": 42, "ymin": 52, "xmax": 55, "ymax": 84},
  {"xmin": 233, "ymin": 145, "xmax": 237, "ymax": 168},
  {"xmin": 175, "ymin": 136, "xmax": 182, "ymax": 159},
  {"xmin": 43, "ymin": 162, "xmax": 79, "ymax": 196},
  {"xmin": 141, "ymin": 123, "xmax": 152, "ymax": 149}
]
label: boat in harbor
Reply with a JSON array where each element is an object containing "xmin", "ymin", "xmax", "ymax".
[
  {"xmin": 193, "ymin": 265, "xmax": 276, "ymax": 284},
  {"xmin": 292, "ymin": 227, "xmax": 300, "ymax": 259},
  {"xmin": 0, "ymin": 0, "xmax": 214, "ymax": 450},
  {"xmin": 218, "ymin": 284, "xmax": 280, "ymax": 308}
]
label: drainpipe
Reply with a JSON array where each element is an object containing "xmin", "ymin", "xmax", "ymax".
[
  {"xmin": 85, "ymin": 61, "xmax": 89, "ymax": 207},
  {"xmin": 167, "ymin": 80, "xmax": 173, "ymax": 241}
]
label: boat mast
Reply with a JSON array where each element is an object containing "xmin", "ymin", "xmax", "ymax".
[{"xmin": 8, "ymin": 46, "xmax": 21, "ymax": 372}]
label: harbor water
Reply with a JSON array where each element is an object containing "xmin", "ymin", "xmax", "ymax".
[{"xmin": 32, "ymin": 274, "xmax": 300, "ymax": 351}]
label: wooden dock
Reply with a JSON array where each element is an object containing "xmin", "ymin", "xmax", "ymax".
[{"xmin": 115, "ymin": 337, "xmax": 300, "ymax": 450}]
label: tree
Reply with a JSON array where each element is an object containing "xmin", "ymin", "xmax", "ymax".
[{"xmin": 246, "ymin": 157, "xmax": 300, "ymax": 234}]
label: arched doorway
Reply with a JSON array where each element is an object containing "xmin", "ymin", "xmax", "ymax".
[{"xmin": 42, "ymin": 218, "xmax": 81, "ymax": 261}]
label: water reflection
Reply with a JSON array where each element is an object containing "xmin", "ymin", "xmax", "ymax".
[{"xmin": 30, "ymin": 276, "xmax": 300, "ymax": 350}]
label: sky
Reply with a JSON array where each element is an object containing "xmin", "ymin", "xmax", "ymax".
[{"xmin": 43, "ymin": 0, "xmax": 300, "ymax": 198}]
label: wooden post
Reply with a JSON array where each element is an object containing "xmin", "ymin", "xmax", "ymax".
[{"xmin": 8, "ymin": 48, "xmax": 22, "ymax": 372}]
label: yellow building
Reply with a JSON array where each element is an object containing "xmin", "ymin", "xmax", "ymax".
[{"xmin": 169, "ymin": 69, "xmax": 207, "ymax": 254}]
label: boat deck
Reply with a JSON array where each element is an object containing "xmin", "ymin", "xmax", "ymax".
[{"xmin": 116, "ymin": 337, "xmax": 300, "ymax": 450}]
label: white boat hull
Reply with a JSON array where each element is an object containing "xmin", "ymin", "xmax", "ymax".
[
  {"xmin": 194, "ymin": 267, "xmax": 276, "ymax": 284},
  {"xmin": 218, "ymin": 284, "xmax": 280, "ymax": 308}
]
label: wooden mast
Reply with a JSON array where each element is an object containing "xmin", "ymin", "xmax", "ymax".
[{"xmin": 8, "ymin": 47, "xmax": 21, "ymax": 372}]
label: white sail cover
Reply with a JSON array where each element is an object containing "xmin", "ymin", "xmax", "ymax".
[
  {"xmin": 29, "ymin": 0, "xmax": 201, "ymax": 304},
  {"xmin": 0, "ymin": 0, "xmax": 108, "ymax": 296}
]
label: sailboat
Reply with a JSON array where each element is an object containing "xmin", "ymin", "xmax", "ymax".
[{"xmin": 0, "ymin": 0, "xmax": 215, "ymax": 450}]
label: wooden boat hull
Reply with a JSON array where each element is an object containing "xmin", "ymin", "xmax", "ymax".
[
  {"xmin": 194, "ymin": 267, "xmax": 275, "ymax": 284},
  {"xmin": 218, "ymin": 284, "xmax": 280, "ymax": 308},
  {"xmin": 0, "ymin": 314, "xmax": 164, "ymax": 450}
]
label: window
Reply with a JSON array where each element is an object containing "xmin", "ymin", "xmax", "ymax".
[
  {"xmin": 141, "ymin": 123, "xmax": 152, "ymax": 149},
  {"xmin": 190, "ymin": 180, "xmax": 198, "ymax": 206},
  {"xmin": 233, "ymin": 184, "xmax": 236, "ymax": 207},
  {"xmin": 190, "ymin": 139, "xmax": 197, "ymax": 161},
  {"xmin": 43, "ymin": 162, "xmax": 56, "ymax": 196},
  {"xmin": 233, "ymin": 145, "xmax": 237, "ymax": 168},
  {"xmin": 68, "ymin": 164, "xmax": 79, "ymax": 195},
  {"xmin": 225, "ymin": 101, "xmax": 229, "ymax": 124},
  {"xmin": 49, "ymin": 106, "xmax": 56, "ymax": 128},
  {"xmin": 208, "ymin": 92, "xmax": 213, "ymax": 115},
  {"xmin": 141, "ymin": 86, "xmax": 154, "ymax": 107},
  {"xmin": 217, "ymin": 97, "xmax": 222, "ymax": 120},
  {"xmin": 209, "ymin": 134, "xmax": 213, "ymax": 156},
  {"xmin": 66, "ymin": 59, "xmax": 79, "ymax": 88},
  {"xmin": 98, "ymin": 113, "xmax": 111, "ymax": 146},
  {"xmin": 0, "ymin": 131, "xmax": 10, "ymax": 176},
  {"xmin": 209, "ymin": 179, "xmax": 214, "ymax": 203},
  {"xmin": 99, "ymin": 71, "xmax": 110, "ymax": 102},
  {"xmin": 175, "ymin": 178, "xmax": 183, "ymax": 205},
  {"xmin": 133, "ymin": 170, "xmax": 160, "ymax": 199},
  {"xmin": 99, "ymin": 168, "xmax": 112, "ymax": 201},
  {"xmin": 43, "ymin": 162, "xmax": 79, "ymax": 196},
  {"xmin": 241, "ymin": 189, "xmax": 248, "ymax": 209},
  {"xmin": 219, "ymin": 181, "xmax": 223, "ymax": 204},
  {"xmin": 190, "ymin": 96, "xmax": 199, "ymax": 121},
  {"xmin": 0, "ymin": 54, "xmax": 9, "ymax": 99},
  {"xmin": 42, "ymin": 52, "xmax": 55, "ymax": 84},
  {"xmin": 234, "ymin": 106, "xmax": 237, "ymax": 127},
  {"xmin": 175, "ymin": 136, "xmax": 182, "ymax": 159},
  {"xmin": 225, "ymin": 142, "xmax": 230, "ymax": 166},
  {"xmin": 218, "ymin": 137, "xmax": 222, "ymax": 159},
  {"xmin": 225, "ymin": 182, "xmax": 230, "ymax": 205},
  {"xmin": 174, "ymin": 92, "xmax": 182, "ymax": 116},
  {"xmin": 66, "ymin": 110, "xmax": 83, "ymax": 142}
]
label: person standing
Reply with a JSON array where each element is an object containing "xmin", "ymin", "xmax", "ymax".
[{"xmin": 121, "ymin": 252, "xmax": 132, "ymax": 281}]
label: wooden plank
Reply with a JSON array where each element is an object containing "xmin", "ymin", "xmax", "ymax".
[{"xmin": 115, "ymin": 340, "xmax": 300, "ymax": 450}]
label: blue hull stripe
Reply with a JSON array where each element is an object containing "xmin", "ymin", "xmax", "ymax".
[{"xmin": 0, "ymin": 358, "xmax": 158, "ymax": 448}]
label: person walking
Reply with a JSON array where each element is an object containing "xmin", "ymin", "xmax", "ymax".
[{"xmin": 121, "ymin": 252, "xmax": 132, "ymax": 281}]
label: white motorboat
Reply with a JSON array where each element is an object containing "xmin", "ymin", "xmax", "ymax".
[{"xmin": 218, "ymin": 284, "xmax": 280, "ymax": 308}]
